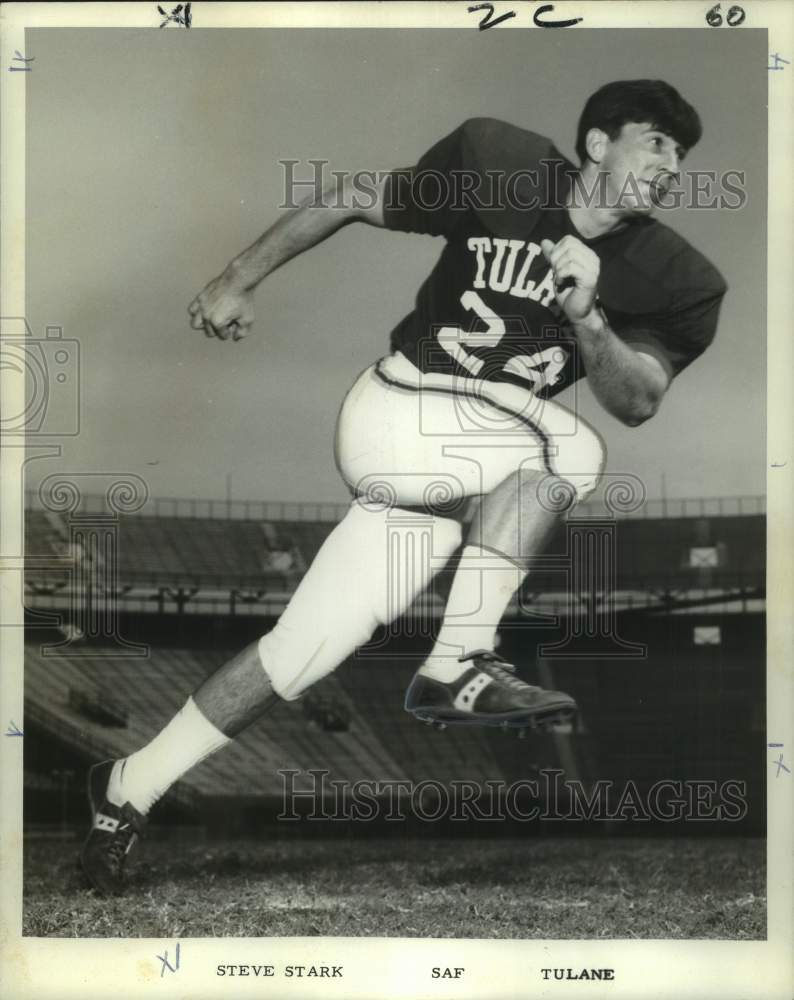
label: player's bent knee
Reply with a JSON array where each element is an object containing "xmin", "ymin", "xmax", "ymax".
[
  {"xmin": 554, "ymin": 417, "xmax": 607, "ymax": 504},
  {"xmin": 257, "ymin": 613, "xmax": 377, "ymax": 702},
  {"xmin": 255, "ymin": 506, "xmax": 463, "ymax": 701}
]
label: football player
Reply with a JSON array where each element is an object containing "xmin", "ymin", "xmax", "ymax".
[{"xmin": 81, "ymin": 80, "xmax": 725, "ymax": 893}]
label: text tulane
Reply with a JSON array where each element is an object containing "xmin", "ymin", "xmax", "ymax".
[{"xmin": 542, "ymin": 968, "xmax": 615, "ymax": 981}]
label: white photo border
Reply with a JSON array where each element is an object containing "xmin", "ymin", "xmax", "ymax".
[{"xmin": 1, "ymin": 3, "xmax": 792, "ymax": 998}]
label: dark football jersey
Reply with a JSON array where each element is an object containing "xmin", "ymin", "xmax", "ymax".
[{"xmin": 382, "ymin": 118, "xmax": 727, "ymax": 399}]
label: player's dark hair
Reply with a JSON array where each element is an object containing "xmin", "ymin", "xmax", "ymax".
[{"xmin": 575, "ymin": 80, "xmax": 702, "ymax": 163}]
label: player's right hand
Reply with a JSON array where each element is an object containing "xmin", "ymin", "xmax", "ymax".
[{"xmin": 188, "ymin": 270, "xmax": 255, "ymax": 342}]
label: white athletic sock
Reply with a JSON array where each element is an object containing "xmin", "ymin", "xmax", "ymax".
[
  {"xmin": 107, "ymin": 697, "xmax": 231, "ymax": 814},
  {"xmin": 419, "ymin": 545, "xmax": 526, "ymax": 682}
]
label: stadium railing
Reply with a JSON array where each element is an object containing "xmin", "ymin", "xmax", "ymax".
[{"xmin": 24, "ymin": 491, "xmax": 766, "ymax": 522}]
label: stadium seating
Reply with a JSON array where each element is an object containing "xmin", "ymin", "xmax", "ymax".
[
  {"xmin": 611, "ymin": 515, "xmax": 765, "ymax": 579},
  {"xmin": 22, "ymin": 494, "xmax": 766, "ymax": 832},
  {"xmin": 24, "ymin": 643, "xmax": 415, "ymax": 800},
  {"xmin": 24, "ymin": 501, "xmax": 765, "ymax": 598},
  {"xmin": 530, "ymin": 613, "xmax": 765, "ymax": 790},
  {"xmin": 116, "ymin": 516, "xmax": 297, "ymax": 581},
  {"xmin": 24, "ymin": 510, "xmax": 70, "ymax": 589},
  {"xmin": 25, "ymin": 510, "xmax": 67, "ymax": 559},
  {"xmin": 277, "ymin": 521, "xmax": 336, "ymax": 571}
]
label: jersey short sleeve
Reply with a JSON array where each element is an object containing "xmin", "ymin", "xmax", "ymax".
[
  {"xmin": 616, "ymin": 295, "xmax": 723, "ymax": 380},
  {"xmin": 382, "ymin": 124, "xmax": 467, "ymax": 237},
  {"xmin": 598, "ymin": 224, "xmax": 727, "ymax": 380},
  {"xmin": 382, "ymin": 117, "xmax": 571, "ymax": 239}
]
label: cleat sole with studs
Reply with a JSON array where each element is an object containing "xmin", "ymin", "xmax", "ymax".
[{"xmin": 410, "ymin": 706, "xmax": 576, "ymax": 731}]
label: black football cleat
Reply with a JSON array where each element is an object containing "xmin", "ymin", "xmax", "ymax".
[
  {"xmin": 405, "ymin": 650, "xmax": 577, "ymax": 729},
  {"xmin": 79, "ymin": 760, "xmax": 146, "ymax": 895}
]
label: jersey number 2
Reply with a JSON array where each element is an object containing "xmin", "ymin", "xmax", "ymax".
[{"xmin": 437, "ymin": 290, "xmax": 567, "ymax": 392}]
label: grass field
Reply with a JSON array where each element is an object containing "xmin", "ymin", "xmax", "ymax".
[{"xmin": 24, "ymin": 834, "xmax": 765, "ymax": 939}]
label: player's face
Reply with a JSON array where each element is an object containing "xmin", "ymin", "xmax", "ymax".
[{"xmin": 600, "ymin": 122, "xmax": 684, "ymax": 215}]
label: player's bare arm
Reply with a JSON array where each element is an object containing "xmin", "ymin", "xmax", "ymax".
[
  {"xmin": 541, "ymin": 235, "xmax": 670, "ymax": 426},
  {"xmin": 187, "ymin": 174, "xmax": 390, "ymax": 342}
]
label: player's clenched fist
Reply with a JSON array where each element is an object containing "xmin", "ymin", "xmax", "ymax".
[
  {"xmin": 188, "ymin": 270, "xmax": 255, "ymax": 342},
  {"xmin": 540, "ymin": 235, "xmax": 600, "ymax": 325}
]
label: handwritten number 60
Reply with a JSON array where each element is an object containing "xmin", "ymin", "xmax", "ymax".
[{"xmin": 706, "ymin": 3, "xmax": 746, "ymax": 26}]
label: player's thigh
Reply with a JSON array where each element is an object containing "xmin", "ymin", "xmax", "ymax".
[
  {"xmin": 335, "ymin": 356, "xmax": 605, "ymax": 504},
  {"xmin": 335, "ymin": 362, "xmax": 454, "ymax": 504}
]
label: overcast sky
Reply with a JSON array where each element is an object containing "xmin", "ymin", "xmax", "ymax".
[{"xmin": 26, "ymin": 27, "xmax": 766, "ymax": 506}]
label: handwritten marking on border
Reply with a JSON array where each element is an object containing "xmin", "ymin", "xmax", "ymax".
[
  {"xmin": 8, "ymin": 51, "xmax": 34, "ymax": 72},
  {"xmin": 157, "ymin": 3, "xmax": 192, "ymax": 28},
  {"xmin": 768, "ymin": 744, "xmax": 790, "ymax": 778},
  {"xmin": 706, "ymin": 4, "xmax": 746, "ymax": 27},
  {"xmin": 156, "ymin": 943, "xmax": 181, "ymax": 976},
  {"xmin": 467, "ymin": 3, "xmax": 517, "ymax": 30},
  {"xmin": 533, "ymin": 3, "xmax": 583, "ymax": 28},
  {"xmin": 465, "ymin": 2, "xmax": 582, "ymax": 30}
]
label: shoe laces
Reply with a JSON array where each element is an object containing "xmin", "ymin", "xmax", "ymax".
[
  {"xmin": 106, "ymin": 830, "xmax": 135, "ymax": 872},
  {"xmin": 106, "ymin": 808, "xmax": 143, "ymax": 872},
  {"xmin": 460, "ymin": 650, "xmax": 541, "ymax": 693}
]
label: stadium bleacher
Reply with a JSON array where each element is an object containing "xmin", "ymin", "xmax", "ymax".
[
  {"xmin": 23, "ymin": 642, "xmax": 418, "ymax": 801},
  {"xmin": 24, "ymin": 510, "xmax": 67, "ymax": 559},
  {"xmin": 23, "ymin": 501, "xmax": 765, "ymax": 618},
  {"xmin": 24, "ymin": 508, "xmax": 306, "ymax": 591},
  {"xmin": 116, "ymin": 517, "xmax": 283, "ymax": 578},
  {"xmin": 22, "ymin": 492, "xmax": 766, "ymax": 832}
]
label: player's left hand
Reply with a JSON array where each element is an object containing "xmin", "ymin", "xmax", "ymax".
[
  {"xmin": 540, "ymin": 236, "xmax": 600, "ymax": 325},
  {"xmin": 188, "ymin": 270, "xmax": 255, "ymax": 343}
]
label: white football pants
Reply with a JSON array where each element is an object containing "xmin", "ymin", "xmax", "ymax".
[{"xmin": 259, "ymin": 352, "xmax": 605, "ymax": 699}]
